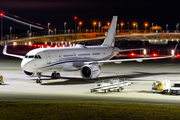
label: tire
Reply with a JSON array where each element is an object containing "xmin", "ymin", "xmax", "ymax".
[{"xmin": 57, "ymin": 73, "xmax": 60, "ymax": 78}]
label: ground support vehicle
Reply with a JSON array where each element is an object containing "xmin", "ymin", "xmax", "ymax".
[
  {"xmin": 170, "ymin": 82, "xmax": 180, "ymax": 95},
  {"xmin": 0, "ymin": 75, "xmax": 4, "ymax": 84},
  {"xmin": 151, "ymin": 80, "xmax": 170, "ymax": 93},
  {"xmin": 90, "ymin": 78, "xmax": 132, "ymax": 93}
]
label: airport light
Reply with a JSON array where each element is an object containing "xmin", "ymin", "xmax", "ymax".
[
  {"xmin": 93, "ymin": 22, "xmax": 96, "ymax": 33},
  {"xmin": 121, "ymin": 23, "xmax": 123, "ymax": 33},
  {"xmin": 107, "ymin": 22, "xmax": 110, "ymax": 26},
  {"xmin": 79, "ymin": 21, "xmax": 82, "ymax": 33}
]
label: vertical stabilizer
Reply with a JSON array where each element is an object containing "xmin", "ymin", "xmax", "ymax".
[{"xmin": 101, "ymin": 16, "xmax": 117, "ymax": 47}]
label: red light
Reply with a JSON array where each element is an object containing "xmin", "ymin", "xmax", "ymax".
[
  {"xmin": 74, "ymin": 16, "xmax": 77, "ymax": 20},
  {"xmin": 177, "ymin": 54, "xmax": 180, "ymax": 57},
  {"xmin": 130, "ymin": 53, "xmax": 135, "ymax": 56},
  {"xmin": 153, "ymin": 53, "xmax": 157, "ymax": 57},
  {"xmin": 0, "ymin": 13, "xmax": 3, "ymax": 16}
]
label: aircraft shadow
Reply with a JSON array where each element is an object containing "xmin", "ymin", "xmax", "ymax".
[{"xmin": 34, "ymin": 72, "xmax": 180, "ymax": 85}]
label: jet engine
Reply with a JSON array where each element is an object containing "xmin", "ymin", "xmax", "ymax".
[
  {"xmin": 80, "ymin": 65, "xmax": 101, "ymax": 79},
  {"xmin": 23, "ymin": 70, "xmax": 37, "ymax": 77}
]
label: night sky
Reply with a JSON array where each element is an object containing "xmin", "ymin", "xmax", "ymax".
[{"xmin": 0, "ymin": 0, "xmax": 180, "ymax": 30}]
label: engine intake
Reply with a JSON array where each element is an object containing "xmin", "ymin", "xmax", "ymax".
[{"xmin": 80, "ymin": 65, "xmax": 101, "ymax": 79}]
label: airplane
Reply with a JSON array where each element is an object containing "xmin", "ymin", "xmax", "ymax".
[{"xmin": 3, "ymin": 16, "xmax": 178, "ymax": 83}]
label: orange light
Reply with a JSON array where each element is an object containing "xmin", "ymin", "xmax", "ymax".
[
  {"xmin": 133, "ymin": 23, "xmax": 136, "ymax": 26},
  {"xmin": 79, "ymin": 21, "xmax": 82, "ymax": 25},
  {"xmin": 107, "ymin": 22, "xmax": 110, "ymax": 26},
  {"xmin": 93, "ymin": 22, "xmax": 96, "ymax": 25},
  {"xmin": 121, "ymin": 23, "xmax": 124, "ymax": 26},
  {"xmin": 145, "ymin": 23, "xmax": 148, "ymax": 26}
]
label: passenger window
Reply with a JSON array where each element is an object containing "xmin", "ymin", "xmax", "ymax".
[{"xmin": 38, "ymin": 55, "xmax": 41, "ymax": 59}]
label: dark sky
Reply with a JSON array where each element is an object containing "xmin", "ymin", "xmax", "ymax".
[{"xmin": 0, "ymin": 0, "xmax": 180, "ymax": 30}]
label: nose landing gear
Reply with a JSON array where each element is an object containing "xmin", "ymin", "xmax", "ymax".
[{"xmin": 36, "ymin": 72, "xmax": 42, "ymax": 83}]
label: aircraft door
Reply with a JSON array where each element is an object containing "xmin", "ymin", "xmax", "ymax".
[{"xmin": 44, "ymin": 51, "xmax": 51, "ymax": 64}]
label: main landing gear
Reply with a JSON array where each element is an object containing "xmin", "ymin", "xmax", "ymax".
[
  {"xmin": 36, "ymin": 72, "xmax": 42, "ymax": 83},
  {"xmin": 51, "ymin": 71, "xmax": 60, "ymax": 79},
  {"xmin": 36, "ymin": 71, "xmax": 60, "ymax": 84}
]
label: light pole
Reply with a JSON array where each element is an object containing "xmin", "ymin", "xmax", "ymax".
[
  {"xmin": 79, "ymin": 21, "xmax": 82, "ymax": 33},
  {"xmin": 98, "ymin": 22, "xmax": 101, "ymax": 33},
  {"xmin": 127, "ymin": 22, "xmax": 129, "ymax": 33},
  {"xmin": 48, "ymin": 23, "xmax": 50, "ymax": 35},
  {"xmin": 166, "ymin": 24, "xmax": 168, "ymax": 33},
  {"xmin": 64, "ymin": 22, "xmax": 66, "ymax": 34},
  {"xmin": 133, "ymin": 23, "xmax": 136, "ymax": 33},
  {"xmin": 74, "ymin": 16, "xmax": 77, "ymax": 44},
  {"xmin": 1, "ymin": 13, "xmax": 3, "ymax": 44},
  {"xmin": 136, "ymin": 23, "xmax": 138, "ymax": 33},
  {"xmin": 30, "ymin": 25, "xmax": 31, "ymax": 37},
  {"xmin": 54, "ymin": 28, "xmax": 56, "ymax": 35},
  {"xmin": 93, "ymin": 22, "xmax": 96, "ymax": 33},
  {"xmin": 176, "ymin": 23, "xmax": 179, "ymax": 33},
  {"xmin": 121, "ymin": 23, "xmax": 123, "ymax": 33},
  {"xmin": 117, "ymin": 24, "xmax": 119, "ymax": 34},
  {"xmin": 10, "ymin": 27, "xmax": 12, "ymax": 40},
  {"xmin": 145, "ymin": 23, "xmax": 148, "ymax": 33}
]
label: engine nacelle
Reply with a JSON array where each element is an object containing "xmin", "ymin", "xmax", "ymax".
[
  {"xmin": 23, "ymin": 70, "xmax": 37, "ymax": 77},
  {"xmin": 80, "ymin": 65, "xmax": 101, "ymax": 79}
]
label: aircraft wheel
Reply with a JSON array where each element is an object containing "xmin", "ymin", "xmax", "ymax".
[
  {"xmin": 57, "ymin": 73, "xmax": 60, "ymax": 78},
  {"xmin": 36, "ymin": 79, "xmax": 42, "ymax": 83}
]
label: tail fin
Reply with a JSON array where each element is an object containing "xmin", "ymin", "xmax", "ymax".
[{"xmin": 101, "ymin": 16, "xmax": 117, "ymax": 47}]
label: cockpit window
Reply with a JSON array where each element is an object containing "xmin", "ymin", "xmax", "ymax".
[
  {"xmin": 28, "ymin": 55, "xmax": 34, "ymax": 58},
  {"xmin": 38, "ymin": 55, "xmax": 41, "ymax": 59},
  {"xmin": 35, "ymin": 55, "xmax": 38, "ymax": 59},
  {"xmin": 25, "ymin": 55, "xmax": 28, "ymax": 58}
]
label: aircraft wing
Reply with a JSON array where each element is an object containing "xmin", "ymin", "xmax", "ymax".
[
  {"xmin": 118, "ymin": 48, "xmax": 144, "ymax": 52},
  {"xmin": 86, "ymin": 43, "xmax": 178, "ymax": 64},
  {"xmin": 3, "ymin": 41, "xmax": 24, "ymax": 59}
]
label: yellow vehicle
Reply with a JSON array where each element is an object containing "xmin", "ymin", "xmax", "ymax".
[
  {"xmin": 0, "ymin": 75, "xmax": 4, "ymax": 84},
  {"xmin": 152, "ymin": 80, "xmax": 171, "ymax": 93}
]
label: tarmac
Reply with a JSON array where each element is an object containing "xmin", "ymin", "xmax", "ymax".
[{"xmin": 1, "ymin": 55, "xmax": 180, "ymax": 105}]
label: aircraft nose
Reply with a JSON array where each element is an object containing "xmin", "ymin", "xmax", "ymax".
[{"xmin": 21, "ymin": 59, "xmax": 29, "ymax": 70}]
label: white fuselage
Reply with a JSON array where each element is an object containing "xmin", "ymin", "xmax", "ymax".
[{"xmin": 21, "ymin": 45, "xmax": 117, "ymax": 73}]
